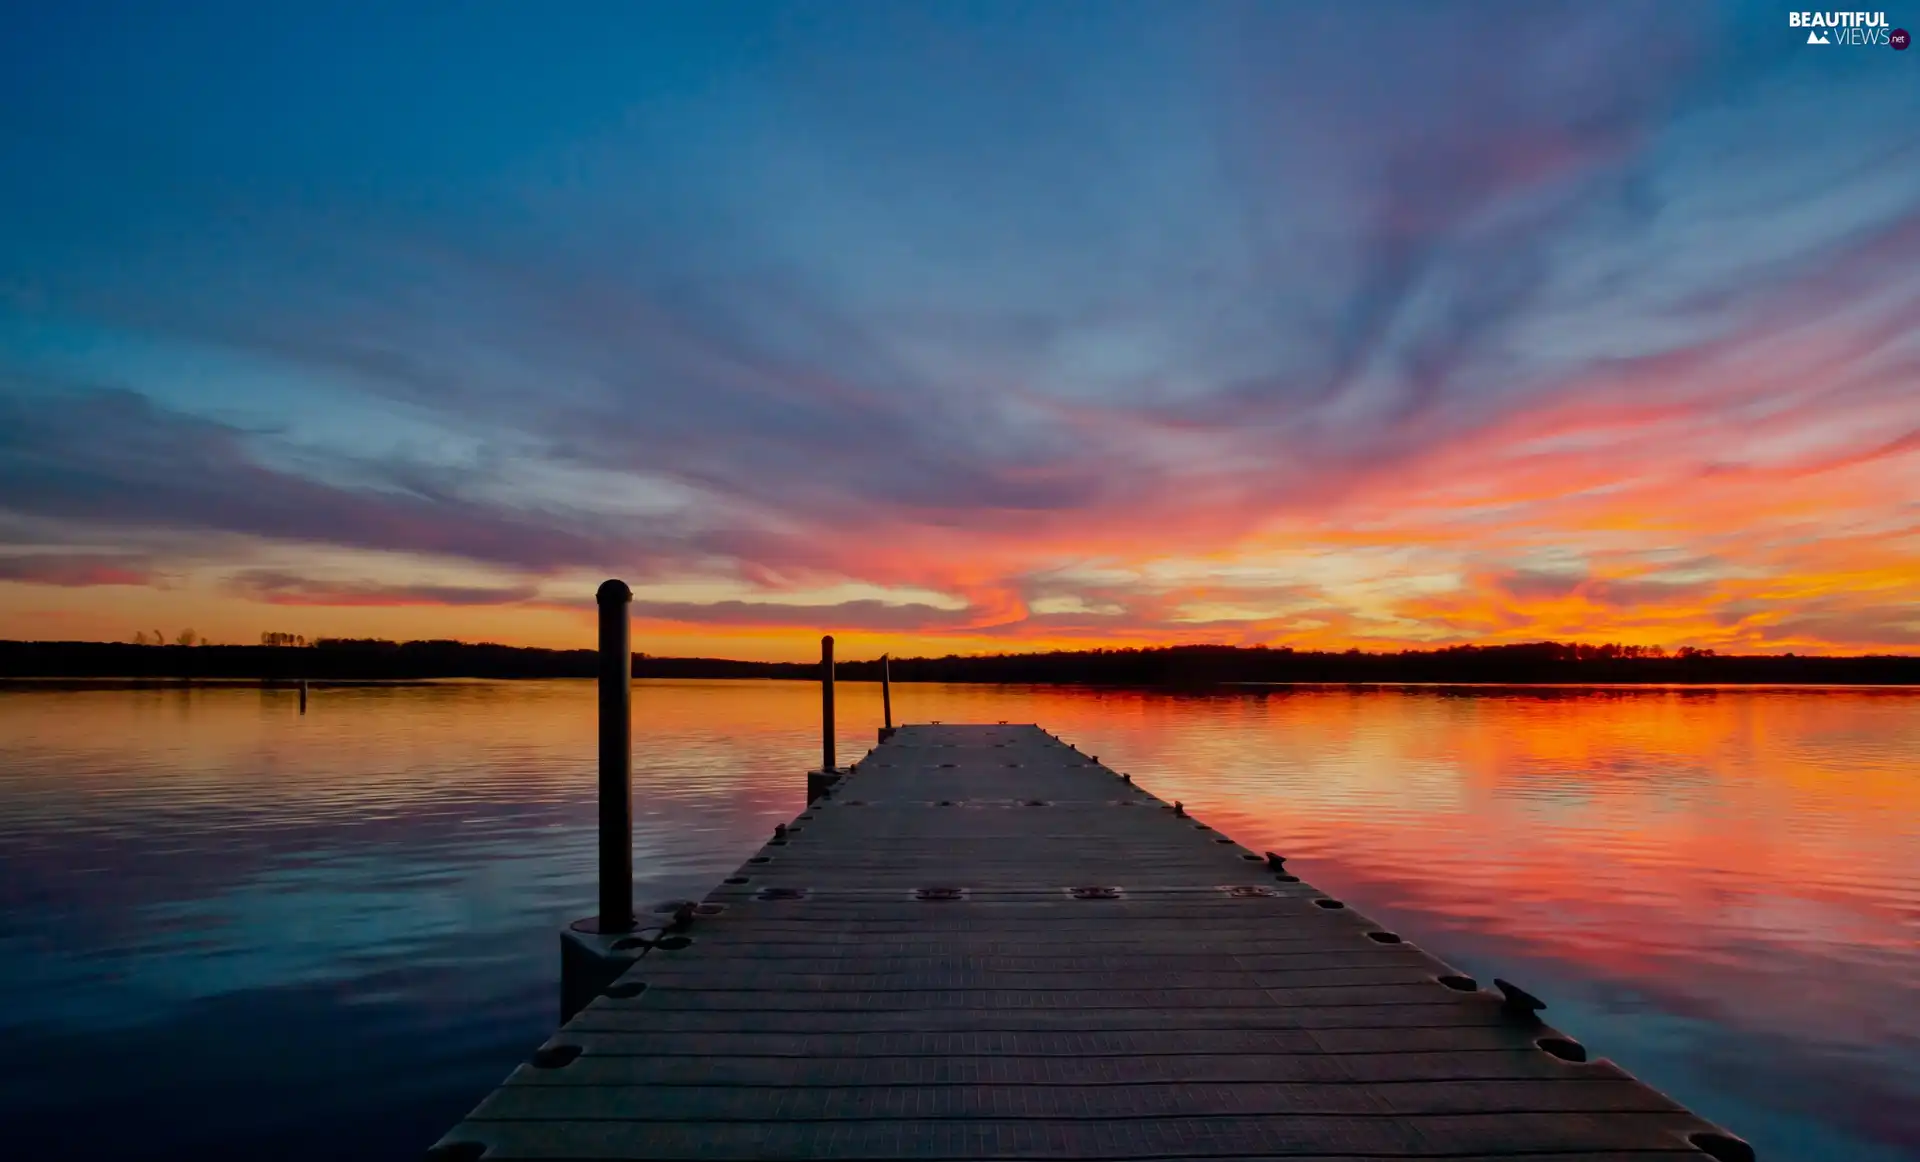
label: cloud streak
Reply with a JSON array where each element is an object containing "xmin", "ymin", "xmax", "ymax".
[
  {"xmin": 0, "ymin": 388, "xmax": 639, "ymax": 574},
  {"xmin": 0, "ymin": 553, "xmax": 157, "ymax": 588},
  {"xmin": 225, "ymin": 571, "xmax": 540, "ymax": 608}
]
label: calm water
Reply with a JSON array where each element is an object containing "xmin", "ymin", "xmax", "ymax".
[{"xmin": 0, "ymin": 680, "xmax": 1915, "ymax": 1161}]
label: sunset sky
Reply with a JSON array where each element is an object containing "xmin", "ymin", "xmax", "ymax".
[{"xmin": 2, "ymin": 2, "xmax": 1916, "ymax": 661}]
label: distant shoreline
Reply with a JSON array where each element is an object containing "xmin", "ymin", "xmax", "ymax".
[
  {"xmin": 4, "ymin": 677, "xmax": 1917, "ymax": 696},
  {"xmin": 2, "ymin": 639, "xmax": 1915, "ymax": 685}
]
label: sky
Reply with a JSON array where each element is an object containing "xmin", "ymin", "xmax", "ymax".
[{"xmin": 1, "ymin": 1, "xmax": 1916, "ymax": 661}]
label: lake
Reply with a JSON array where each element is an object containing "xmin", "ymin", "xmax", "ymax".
[{"xmin": 0, "ymin": 680, "xmax": 1914, "ymax": 1161}]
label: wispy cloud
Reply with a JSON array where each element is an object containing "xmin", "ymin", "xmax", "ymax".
[
  {"xmin": 0, "ymin": 388, "xmax": 636, "ymax": 574},
  {"xmin": 225, "ymin": 571, "xmax": 540, "ymax": 608},
  {"xmin": 0, "ymin": 553, "xmax": 157, "ymax": 588}
]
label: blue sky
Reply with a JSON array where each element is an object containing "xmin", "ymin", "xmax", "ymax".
[{"xmin": 2, "ymin": 1, "xmax": 1916, "ymax": 657}]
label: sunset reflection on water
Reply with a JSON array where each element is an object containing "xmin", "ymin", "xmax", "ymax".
[{"xmin": 1, "ymin": 680, "xmax": 1914, "ymax": 1161}]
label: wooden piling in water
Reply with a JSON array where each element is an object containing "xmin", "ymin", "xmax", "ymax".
[
  {"xmin": 556, "ymin": 580, "xmax": 643, "ymax": 1022},
  {"xmin": 820, "ymin": 635, "xmax": 835, "ymax": 773},
  {"xmin": 594, "ymin": 579, "xmax": 635, "ymax": 934},
  {"xmin": 878, "ymin": 653, "xmax": 893, "ymax": 741},
  {"xmin": 435, "ymin": 722, "xmax": 1755, "ymax": 1162},
  {"xmin": 807, "ymin": 635, "xmax": 842, "ymax": 803}
]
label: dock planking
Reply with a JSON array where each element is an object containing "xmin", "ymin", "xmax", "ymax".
[{"xmin": 430, "ymin": 723, "xmax": 1753, "ymax": 1161}]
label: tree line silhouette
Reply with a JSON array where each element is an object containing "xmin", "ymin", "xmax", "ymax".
[{"xmin": 1, "ymin": 638, "xmax": 1913, "ymax": 684}]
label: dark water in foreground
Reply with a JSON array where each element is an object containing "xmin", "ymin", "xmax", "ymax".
[{"xmin": 0, "ymin": 680, "xmax": 1914, "ymax": 1161}]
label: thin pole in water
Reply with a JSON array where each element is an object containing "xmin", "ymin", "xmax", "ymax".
[
  {"xmin": 821, "ymin": 635, "xmax": 836, "ymax": 773},
  {"xmin": 299, "ymin": 679, "xmax": 307, "ymax": 714},
  {"xmin": 596, "ymin": 579, "xmax": 635, "ymax": 933},
  {"xmin": 881, "ymin": 653, "xmax": 892, "ymax": 730}
]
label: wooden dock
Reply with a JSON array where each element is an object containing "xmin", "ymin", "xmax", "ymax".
[{"xmin": 430, "ymin": 723, "xmax": 1753, "ymax": 1161}]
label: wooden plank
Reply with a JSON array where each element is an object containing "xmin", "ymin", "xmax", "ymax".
[
  {"xmin": 466, "ymin": 1079, "xmax": 1679, "ymax": 1121},
  {"xmin": 599, "ymin": 967, "xmax": 1451, "ymax": 989},
  {"xmin": 430, "ymin": 723, "xmax": 1748, "ymax": 1162},
  {"xmin": 594, "ymin": 950, "xmax": 1449, "ymax": 972},
  {"xmin": 560, "ymin": 1005, "xmax": 1517, "ymax": 1034},
  {"xmin": 434, "ymin": 1114, "xmax": 1718, "ymax": 1158},
  {"xmin": 504, "ymin": 1051, "xmax": 1633, "ymax": 1087},
  {"xmin": 547, "ymin": 1025, "xmax": 1572, "ymax": 1058}
]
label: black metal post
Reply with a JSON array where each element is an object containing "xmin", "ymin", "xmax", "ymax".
[
  {"xmin": 821, "ymin": 634, "xmax": 836, "ymax": 773},
  {"xmin": 597, "ymin": 579, "xmax": 634, "ymax": 933},
  {"xmin": 881, "ymin": 653, "xmax": 893, "ymax": 730}
]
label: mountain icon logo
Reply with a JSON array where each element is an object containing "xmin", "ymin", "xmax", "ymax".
[{"xmin": 1807, "ymin": 29, "xmax": 1831, "ymax": 43}]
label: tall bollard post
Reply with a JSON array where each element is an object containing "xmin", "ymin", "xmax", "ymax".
[
  {"xmin": 879, "ymin": 653, "xmax": 894, "ymax": 742},
  {"xmin": 821, "ymin": 634, "xmax": 836, "ymax": 772},
  {"xmin": 809, "ymin": 635, "xmax": 842, "ymax": 802},
  {"xmin": 560, "ymin": 580, "xmax": 642, "ymax": 1023},
  {"xmin": 596, "ymin": 579, "xmax": 635, "ymax": 934}
]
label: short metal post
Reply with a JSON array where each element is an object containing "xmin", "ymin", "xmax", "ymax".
[
  {"xmin": 298, "ymin": 679, "xmax": 307, "ymax": 714},
  {"xmin": 820, "ymin": 634, "xmax": 836, "ymax": 773},
  {"xmin": 597, "ymin": 579, "xmax": 634, "ymax": 933}
]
